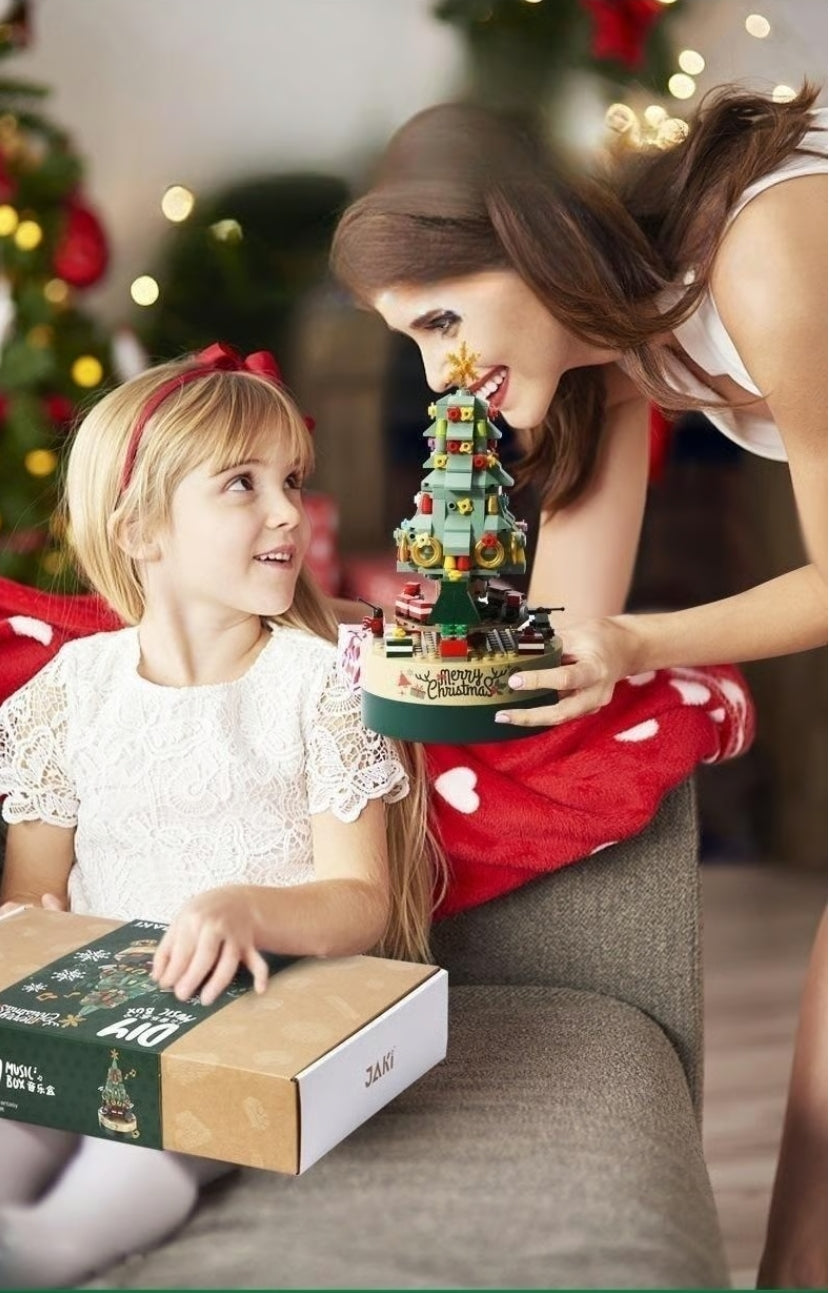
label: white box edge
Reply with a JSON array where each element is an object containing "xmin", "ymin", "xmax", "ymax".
[{"xmin": 295, "ymin": 967, "xmax": 448, "ymax": 1173}]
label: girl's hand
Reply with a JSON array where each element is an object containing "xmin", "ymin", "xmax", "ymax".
[
  {"xmin": 496, "ymin": 617, "xmax": 639, "ymax": 729},
  {"xmin": 152, "ymin": 886, "xmax": 270, "ymax": 1006},
  {"xmin": 41, "ymin": 893, "xmax": 68, "ymax": 912},
  {"xmin": 0, "ymin": 893, "xmax": 68, "ymax": 916}
]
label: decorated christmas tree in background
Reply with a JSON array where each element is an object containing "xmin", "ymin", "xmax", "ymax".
[
  {"xmin": 433, "ymin": 0, "xmax": 684, "ymax": 119},
  {"xmin": 0, "ymin": 0, "xmax": 114, "ymax": 587}
]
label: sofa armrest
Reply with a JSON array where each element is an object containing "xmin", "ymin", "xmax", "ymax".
[{"xmin": 430, "ymin": 778, "xmax": 703, "ymax": 1113}]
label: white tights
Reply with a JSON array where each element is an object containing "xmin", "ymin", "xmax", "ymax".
[{"xmin": 0, "ymin": 1121, "xmax": 229, "ymax": 1288}]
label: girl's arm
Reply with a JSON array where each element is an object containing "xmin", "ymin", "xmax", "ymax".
[
  {"xmin": 500, "ymin": 175, "xmax": 827, "ymax": 727},
  {"xmin": 153, "ymin": 798, "xmax": 391, "ymax": 1006},
  {"xmin": 0, "ymin": 819, "xmax": 75, "ymax": 910},
  {"xmin": 529, "ymin": 368, "xmax": 650, "ymax": 620}
]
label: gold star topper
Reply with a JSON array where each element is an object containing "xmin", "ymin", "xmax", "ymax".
[{"xmin": 445, "ymin": 340, "xmax": 480, "ymax": 390}]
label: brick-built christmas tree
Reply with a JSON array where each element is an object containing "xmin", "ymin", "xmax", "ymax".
[
  {"xmin": 0, "ymin": 1, "xmax": 114, "ymax": 586},
  {"xmin": 360, "ymin": 343, "xmax": 563, "ymax": 743}
]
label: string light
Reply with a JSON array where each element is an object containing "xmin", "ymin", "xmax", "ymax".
[
  {"xmin": 130, "ymin": 275, "xmax": 160, "ymax": 306},
  {"xmin": 745, "ymin": 14, "xmax": 771, "ymax": 38},
  {"xmin": 43, "ymin": 278, "xmax": 69, "ymax": 305},
  {"xmin": 26, "ymin": 325, "xmax": 53, "ymax": 348},
  {"xmin": 42, "ymin": 550, "xmax": 68, "ymax": 576},
  {"xmin": 678, "ymin": 49, "xmax": 705, "ymax": 75},
  {"xmin": 644, "ymin": 104, "xmax": 668, "ymax": 128},
  {"xmin": 24, "ymin": 448, "xmax": 58, "ymax": 477},
  {"xmin": 657, "ymin": 118, "xmax": 689, "ymax": 147},
  {"xmin": 604, "ymin": 103, "xmax": 688, "ymax": 154},
  {"xmin": 772, "ymin": 84, "xmax": 796, "ymax": 102},
  {"xmin": 0, "ymin": 204, "xmax": 18, "ymax": 236},
  {"xmin": 668, "ymin": 73, "xmax": 696, "ymax": 100},
  {"xmin": 71, "ymin": 355, "xmax": 104, "ymax": 388},
  {"xmin": 210, "ymin": 218, "xmax": 243, "ymax": 244},
  {"xmin": 161, "ymin": 185, "xmax": 195, "ymax": 223},
  {"xmin": 14, "ymin": 219, "xmax": 42, "ymax": 251}
]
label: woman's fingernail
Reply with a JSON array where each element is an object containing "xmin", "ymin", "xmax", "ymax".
[
  {"xmin": 494, "ymin": 712, "xmax": 512, "ymax": 724},
  {"xmin": 508, "ymin": 674, "xmax": 524, "ymax": 690}
]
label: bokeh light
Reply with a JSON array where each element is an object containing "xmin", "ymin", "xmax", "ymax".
[
  {"xmin": 161, "ymin": 185, "xmax": 195, "ymax": 222},
  {"xmin": 14, "ymin": 220, "xmax": 43, "ymax": 251},
  {"xmin": 0, "ymin": 204, "xmax": 18, "ymax": 236},
  {"xmin": 130, "ymin": 275, "xmax": 160, "ymax": 306},
  {"xmin": 668, "ymin": 74, "xmax": 696, "ymax": 101},
  {"xmin": 25, "ymin": 449, "xmax": 58, "ymax": 477},
  {"xmin": 71, "ymin": 355, "xmax": 104, "ymax": 387},
  {"xmin": 678, "ymin": 50, "xmax": 705, "ymax": 76},
  {"xmin": 745, "ymin": 14, "xmax": 771, "ymax": 38}
]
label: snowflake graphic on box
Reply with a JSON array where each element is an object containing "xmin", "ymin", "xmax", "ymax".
[
  {"xmin": 52, "ymin": 968, "xmax": 85, "ymax": 983},
  {"xmin": 74, "ymin": 949, "xmax": 111, "ymax": 964},
  {"xmin": 21, "ymin": 982, "xmax": 47, "ymax": 994}
]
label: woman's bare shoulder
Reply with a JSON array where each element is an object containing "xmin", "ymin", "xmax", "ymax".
[{"xmin": 712, "ymin": 173, "xmax": 827, "ymax": 320}]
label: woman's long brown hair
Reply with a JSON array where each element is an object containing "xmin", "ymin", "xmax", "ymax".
[{"xmin": 331, "ymin": 84, "xmax": 823, "ymax": 513}]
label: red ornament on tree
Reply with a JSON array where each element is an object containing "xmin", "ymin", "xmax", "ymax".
[
  {"xmin": 43, "ymin": 393, "xmax": 75, "ymax": 427},
  {"xmin": 580, "ymin": 0, "xmax": 664, "ymax": 70},
  {"xmin": 52, "ymin": 197, "xmax": 109, "ymax": 289},
  {"xmin": 0, "ymin": 154, "xmax": 16, "ymax": 204}
]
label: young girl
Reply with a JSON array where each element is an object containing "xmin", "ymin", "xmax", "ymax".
[
  {"xmin": 331, "ymin": 84, "xmax": 826, "ymax": 1287},
  {"xmin": 0, "ymin": 344, "xmax": 441, "ymax": 1288}
]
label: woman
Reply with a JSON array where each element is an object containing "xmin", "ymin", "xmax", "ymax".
[{"xmin": 331, "ymin": 85, "xmax": 826, "ymax": 1288}]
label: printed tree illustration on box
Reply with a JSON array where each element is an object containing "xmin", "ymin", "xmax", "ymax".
[{"xmin": 97, "ymin": 1049, "xmax": 139, "ymax": 1138}]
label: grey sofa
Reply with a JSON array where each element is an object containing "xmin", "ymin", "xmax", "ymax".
[{"xmin": 82, "ymin": 778, "xmax": 729, "ymax": 1290}]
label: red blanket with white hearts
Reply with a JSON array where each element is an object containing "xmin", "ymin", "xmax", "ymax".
[
  {"xmin": 0, "ymin": 575, "xmax": 754, "ymax": 919},
  {"xmin": 427, "ymin": 661, "xmax": 753, "ymax": 916}
]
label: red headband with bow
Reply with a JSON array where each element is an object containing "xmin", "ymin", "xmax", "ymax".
[{"xmin": 118, "ymin": 342, "xmax": 312, "ymax": 494}]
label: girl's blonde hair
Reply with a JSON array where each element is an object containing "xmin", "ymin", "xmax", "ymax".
[{"xmin": 64, "ymin": 357, "xmax": 445, "ymax": 962}]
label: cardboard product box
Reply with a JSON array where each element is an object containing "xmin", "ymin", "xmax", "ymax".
[{"xmin": 0, "ymin": 908, "xmax": 447, "ymax": 1175}]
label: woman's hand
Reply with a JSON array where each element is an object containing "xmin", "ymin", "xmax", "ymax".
[
  {"xmin": 152, "ymin": 886, "xmax": 270, "ymax": 1007},
  {"xmin": 495, "ymin": 616, "xmax": 640, "ymax": 729}
]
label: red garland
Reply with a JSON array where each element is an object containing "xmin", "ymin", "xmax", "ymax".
[
  {"xmin": 52, "ymin": 196, "xmax": 110, "ymax": 289},
  {"xmin": 580, "ymin": 0, "xmax": 665, "ymax": 70}
]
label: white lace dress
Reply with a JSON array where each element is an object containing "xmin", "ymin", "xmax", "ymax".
[{"xmin": 0, "ymin": 625, "xmax": 408, "ymax": 923}]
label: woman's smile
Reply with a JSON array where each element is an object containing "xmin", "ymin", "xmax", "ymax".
[{"xmin": 469, "ymin": 365, "xmax": 510, "ymax": 414}]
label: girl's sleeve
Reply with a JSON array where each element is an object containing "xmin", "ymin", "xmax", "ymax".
[
  {"xmin": 304, "ymin": 658, "xmax": 409, "ymax": 823},
  {"xmin": 0, "ymin": 654, "xmax": 78, "ymax": 827}
]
